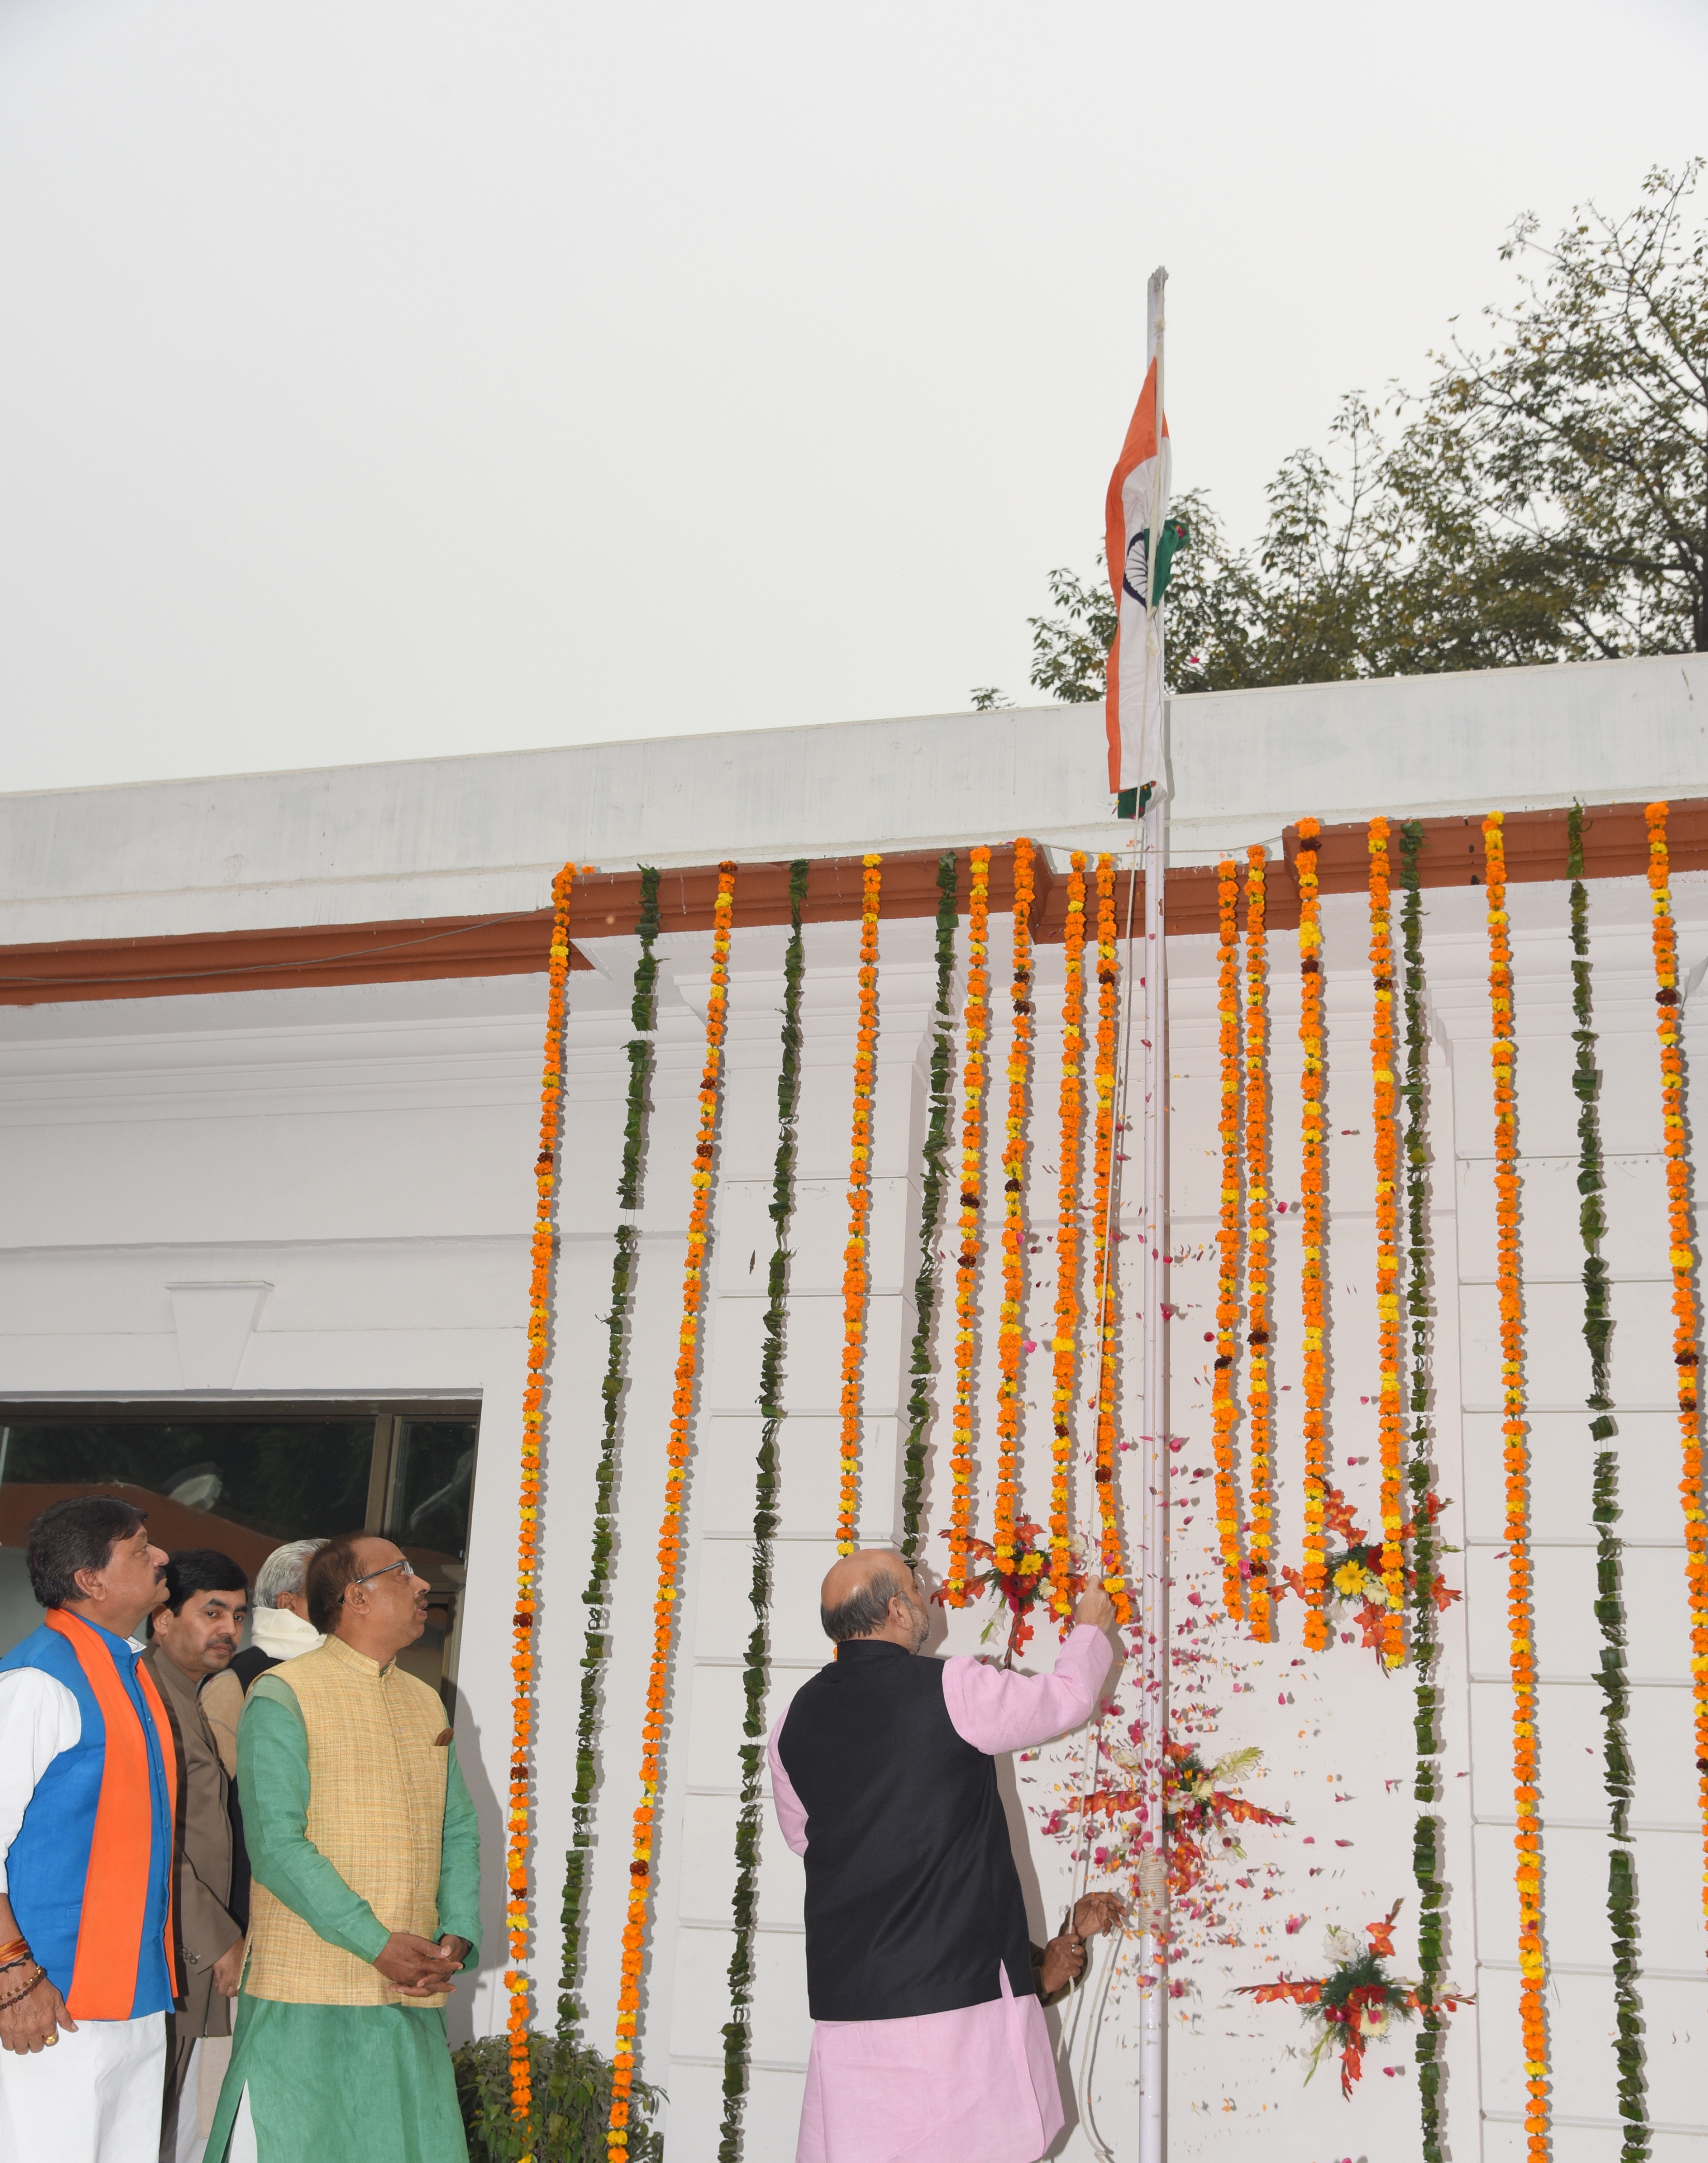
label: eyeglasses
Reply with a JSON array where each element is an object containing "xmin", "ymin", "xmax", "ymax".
[{"xmin": 345, "ymin": 1556, "xmax": 415, "ymax": 1596}]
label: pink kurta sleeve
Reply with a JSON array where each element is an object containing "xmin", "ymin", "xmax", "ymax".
[
  {"xmin": 767, "ymin": 1712, "xmax": 810, "ymax": 1855},
  {"xmin": 940, "ymin": 1623, "xmax": 1114, "ymax": 1755}
]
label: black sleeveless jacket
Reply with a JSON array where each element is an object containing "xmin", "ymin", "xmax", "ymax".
[{"xmin": 775, "ymin": 1639, "xmax": 1035, "ymax": 2021}]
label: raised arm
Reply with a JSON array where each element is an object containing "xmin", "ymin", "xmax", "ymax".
[{"xmin": 941, "ymin": 1621, "xmax": 1115, "ymax": 1756}]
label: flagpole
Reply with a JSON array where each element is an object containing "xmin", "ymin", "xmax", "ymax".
[{"xmin": 1137, "ymin": 267, "xmax": 1169, "ymax": 2163}]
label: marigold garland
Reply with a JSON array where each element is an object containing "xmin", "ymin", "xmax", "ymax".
[
  {"xmin": 1644, "ymin": 802, "xmax": 1708, "ymax": 1943},
  {"xmin": 608, "ymin": 861, "xmax": 737, "ymax": 2161},
  {"xmin": 719, "ymin": 860, "xmax": 807, "ymax": 2162},
  {"xmin": 1244, "ymin": 845, "xmax": 1275, "ymax": 1640},
  {"xmin": 509, "ymin": 861, "xmax": 582, "ymax": 2126},
  {"xmin": 1297, "ymin": 822, "xmax": 1329, "ymax": 1649},
  {"xmin": 1368, "ymin": 819, "xmax": 1406, "ymax": 1667},
  {"xmin": 994, "ymin": 838, "xmax": 1037, "ymax": 1575},
  {"xmin": 1048, "ymin": 853, "xmax": 1088, "ymax": 1619},
  {"xmin": 901, "ymin": 853, "xmax": 962, "ymax": 1559},
  {"xmin": 945, "ymin": 846, "xmax": 993, "ymax": 1605},
  {"xmin": 1483, "ymin": 812, "xmax": 1549, "ymax": 2160},
  {"xmin": 1211, "ymin": 857, "xmax": 1246, "ymax": 1621},
  {"xmin": 1089, "ymin": 853, "xmax": 1129, "ymax": 1618},
  {"xmin": 835, "ymin": 854, "xmax": 884, "ymax": 1553}
]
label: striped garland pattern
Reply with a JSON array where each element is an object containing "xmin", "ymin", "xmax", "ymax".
[
  {"xmin": 1212, "ymin": 857, "xmax": 1246, "ymax": 1621},
  {"xmin": 1244, "ymin": 845, "xmax": 1275, "ymax": 1639},
  {"xmin": 994, "ymin": 838, "xmax": 1036, "ymax": 1574},
  {"xmin": 1643, "ymin": 803, "xmax": 1708, "ymax": 1943},
  {"xmin": 1297, "ymin": 821, "xmax": 1329, "ymax": 1648},
  {"xmin": 1483, "ymin": 813, "xmax": 1550, "ymax": 2160},
  {"xmin": 1048, "ymin": 852, "xmax": 1088, "ymax": 1618},
  {"xmin": 835, "ymin": 855, "xmax": 883, "ymax": 1553}
]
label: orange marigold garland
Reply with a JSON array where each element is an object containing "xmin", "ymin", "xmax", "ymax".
[
  {"xmin": 945, "ymin": 846, "xmax": 992, "ymax": 1606},
  {"xmin": 1644, "ymin": 802, "xmax": 1708, "ymax": 1936},
  {"xmin": 509, "ymin": 860, "xmax": 582, "ymax": 2126},
  {"xmin": 1211, "ymin": 857, "xmax": 1246, "ymax": 1621},
  {"xmin": 835, "ymin": 854, "xmax": 884, "ymax": 1553},
  {"xmin": 607, "ymin": 861, "xmax": 737, "ymax": 2161},
  {"xmin": 994, "ymin": 838, "xmax": 1037, "ymax": 1576},
  {"xmin": 1368, "ymin": 818, "xmax": 1406, "ymax": 1667},
  {"xmin": 1297, "ymin": 821, "xmax": 1329, "ymax": 1650},
  {"xmin": 1244, "ymin": 845, "xmax": 1275, "ymax": 1640},
  {"xmin": 1089, "ymin": 854, "xmax": 1130, "ymax": 1619},
  {"xmin": 1484, "ymin": 812, "xmax": 1550, "ymax": 2159},
  {"xmin": 1048, "ymin": 852, "xmax": 1087, "ymax": 1619}
]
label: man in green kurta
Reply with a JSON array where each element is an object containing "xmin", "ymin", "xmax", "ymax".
[{"xmin": 207, "ymin": 1536, "xmax": 480, "ymax": 2163}]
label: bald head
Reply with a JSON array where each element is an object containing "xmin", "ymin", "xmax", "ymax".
[{"xmin": 820, "ymin": 1550, "xmax": 930, "ymax": 1651}]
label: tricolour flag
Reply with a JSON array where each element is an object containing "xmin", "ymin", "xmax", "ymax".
[{"xmin": 1104, "ymin": 270, "xmax": 1185, "ymax": 810}]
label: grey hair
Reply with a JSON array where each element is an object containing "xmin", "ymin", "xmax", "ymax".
[
  {"xmin": 821, "ymin": 1563, "xmax": 909, "ymax": 1644},
  {"xmin": 254, "ymin": 1537, "xmax": 328, "ymax": 1610}
]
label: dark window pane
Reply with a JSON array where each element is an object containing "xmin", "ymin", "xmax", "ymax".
[
  {"xmin": 0, "ymin": 1418, "xmax": 377, "ymax": 1649},
  {"xmin": 388, "ymin": 1420, "xmax": 477, "ymax": 1566}
]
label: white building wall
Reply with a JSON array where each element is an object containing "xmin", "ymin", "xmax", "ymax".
[{"xmin": 3, "ymin": 655, "xmax": 1707, "ymax": 2158}]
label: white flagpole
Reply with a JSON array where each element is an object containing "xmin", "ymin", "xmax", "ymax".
[{"xmin": 1137, "ymin": 266, "xmax": 1169, "ymax": 2163}]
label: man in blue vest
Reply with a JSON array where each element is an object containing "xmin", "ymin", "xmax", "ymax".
[{"xmin": 0, "ymin": 1496, "xmax": 177, "ymax": 2162}]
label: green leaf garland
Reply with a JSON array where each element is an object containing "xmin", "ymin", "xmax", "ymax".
[
  {"xmin": 558, "ymin": 866, "xmax": 664, "ymax": 2032},
  {"xmin": 1398, "ymin": 822, "xmax": 1447, "ymax": 2157},
  {"xmin": 1568, "ymin": 805, "xmax": 1648, "ymax": 2156},
  {"xmin": 901, "ymin": 852, "xmax": 961, "ymax": 1559},
  {"xmin": 718, "ymin": 860, "xmax": 808, "ymax": 2160}
]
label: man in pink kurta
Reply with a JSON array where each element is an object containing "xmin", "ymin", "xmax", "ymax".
[{"xmin": 768, "ymin": 1550, "xmax": 1116, "ymax": 2163}]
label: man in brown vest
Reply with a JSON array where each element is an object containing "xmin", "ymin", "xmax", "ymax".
[
  {"xmin": 205, "ymin": 1535, "xmax": 480, "ymax": 2163},
  {"xmin": 142, "ymin": 1550, "xmax": 250, "ymax": 2162}
]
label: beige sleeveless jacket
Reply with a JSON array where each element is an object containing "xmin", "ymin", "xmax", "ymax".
[{"xmin": 243, "ymin": 1635, "xmax": 451, "ymax": 2006}]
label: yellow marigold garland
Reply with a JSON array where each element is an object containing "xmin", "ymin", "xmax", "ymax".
[
  {"xmin": 1297, "ymin": 821, "xmax": 1329, "ymax": 1650},
  {"xmin": 1369, "ymin": 819, "xmax": 1406, "ymax": 1668},
  {"xmin": 1212, "ymin": 857, "xmax": 1246, "ymax": 1620},
  {"xmin": 835, "ymin": 854, "xmax": 884, "ymax": 1553},
  {"xmin": 1048, "ymin": 853, "xmax": 1087, "ymax": 1620},
  {"xmin": 508, "ymin": 861, "xmax": 580, "ymax": 2127},
  {"xmin": 945, "ymin": 846, "xmax": 992, "ymax": 1606},
  {"xmin": 1090, "ymin": 854, "xmax": 1129, "ymax": 1620},
  {"xmin": 1244, "ymin": 845, "xmax": 1275, "ymax": 1640},
  {"xmin": 1484, "ymin": 813, "xmax": 1549, "ymax": 2158},
  {"xmin": 608, "ymin": 861, "xmax": 737, "ymax": 2161},
  {"xmin": 994, "ymin": 838, "xmax": 1037, "ymax": 1575},
  {"xmin": 1644, "ymin": 803, "xmax": 1708, "ymax": 1935}
]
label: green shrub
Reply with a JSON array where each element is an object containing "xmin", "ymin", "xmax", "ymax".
[{"xmin": 452, "ymin": 2030, "xmax": 665, "ymax": 2162}]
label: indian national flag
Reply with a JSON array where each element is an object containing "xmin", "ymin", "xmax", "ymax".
[{"xmin": 1104, "ymin": 271, "xmax": 1184, "ymax": 806}]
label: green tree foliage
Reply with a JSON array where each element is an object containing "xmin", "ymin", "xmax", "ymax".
[{"xmin": 1023, "ymin": 164, "xmax": 1708, "ymax": 702}]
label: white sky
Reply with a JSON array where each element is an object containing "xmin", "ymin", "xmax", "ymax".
[{"xmin": 1, "ymin": 0, "xmax": 1704, "ymax": 795}]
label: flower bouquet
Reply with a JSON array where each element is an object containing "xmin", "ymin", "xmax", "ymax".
[
  {"xmin": 937, "ymin": 1516, "xmax": 1084, "ymax": 1665},
  {"xmin": 1280, "ymin": 1486, "xmax": 1459, "ymax": 1660},
  {"xmin": 1235, "ymin": 1902, "xmax": 1470, "ymax": 2096}
]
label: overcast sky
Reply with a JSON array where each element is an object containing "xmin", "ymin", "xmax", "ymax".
[{"xmin": 1, "ymin": 0, "xmax": 1704, "ymax": 795}]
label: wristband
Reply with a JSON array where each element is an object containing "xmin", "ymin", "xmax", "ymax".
[
  {"xmin": 0, "ymin": 1937, "xmax": 28, "ymax": 1964},
  {"xmin": 0, "ymin": 1966, "xmax": 45, "ymax": 2012}
]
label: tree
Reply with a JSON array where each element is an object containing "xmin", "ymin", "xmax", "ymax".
[
  {"xmin": 1395, "ymin": 159, "xmax": 1707, "ymax": 660},
  {"xmin": 1020, "ymin": 163, "xmax": 1708, "ymax": 704}
]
